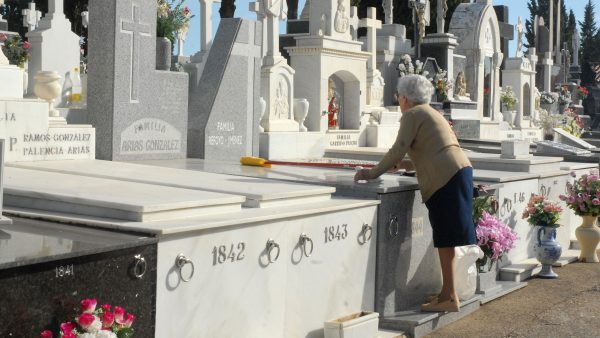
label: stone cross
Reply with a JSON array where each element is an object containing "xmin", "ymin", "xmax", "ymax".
[
  {"xmin": 383, "ymin": 0, "xmax": 393, "ymax": 25},
  {"xmin": 549, "ymin": 0, "xmax": 553, "ymax": 57},
  {"xmin": 82, "ymin": 10, "xmax": 89, "ymax": 28},
  {"xmin": 200, "ymin": 0, "xmax": 216, "ymax": 52},
  {"xmin": 360, "ymin": 7, "xmax": 381, "ymax": 72},
  {"xmin": 22, "ymin": 2, "xmax": 42, "ymax": 32},
  {"xmin": 262, "ymin": 0, "xmax": 287, "ymax": 64},
  {"xmin": 436, "ymin": 0, "xmax": 447, "ymax": 34},
  {"xmin": 516, "ymin": 16, "xmax": 524, "ymax": 57},
  {"xmin": 249, "ymin": 2, "xmax": 267, "ymax": 56},
  {"xmin": 120, "ymin": 4, "xmax": 151, "ymax": 102},
  {"xmin": 572, "ymin": 29, "xmax": 580, "ymax": 66},
  {"xmin": 48, "ymin": 0, "xmax": 64, "ymax": 18}
]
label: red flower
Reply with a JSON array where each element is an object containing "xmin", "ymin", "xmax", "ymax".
[
  {"xmin": 78, "ymin": 313, "xmax": 96, "ymax": 327},
  {"xmin": 22, "ymin": 41, "xmax": 31, "ymax": 49},
  {"xmin": 0, "ymin": 33, "xmax": 7, "ymax": 42},
  {"xmin": 122, "ymin": 313, "xmax": 136, "ymax": 328},
  {"xmin": 80, "ymin": 298, "xmax": 97, "ymax": 313},
  {"xmin": 62, "ymin": 332, "xmax": 76, "ymax": 338},
  {"xmin": 102, "ymin": 311, "xmax": 115, "ymax": 328},
  {"xmin": 60, "ymin": 322, "xmax": 76, "ymax": 334},
  {"xmin": 101, "ymin": 304, "xmax": 111, "ymax": 312},
  {"xmin": 113, "ymin": 306, "xmax": 126, "ymax": 323},
  {"xmin": 40, "ymin": 330, "xmax": 53, "ymax": 338}
]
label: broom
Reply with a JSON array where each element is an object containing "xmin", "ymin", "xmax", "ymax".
[{"xmin": 239, "ymin": 156, "xmax": 376, "ymax": 169}]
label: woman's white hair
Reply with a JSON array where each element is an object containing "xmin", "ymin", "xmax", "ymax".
[{"xmin": 396, "ymin": 74, "xmax": 434, "ymax": 106}]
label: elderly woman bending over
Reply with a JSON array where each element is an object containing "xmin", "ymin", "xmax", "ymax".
[{"xmin": 354, "ymin": 75, "xmax": 475, "ymax": 312}]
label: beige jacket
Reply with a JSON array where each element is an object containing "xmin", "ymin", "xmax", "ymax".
[{"xmin": 368, "ymin": 104, "xmax": 472, "ymax": 202}]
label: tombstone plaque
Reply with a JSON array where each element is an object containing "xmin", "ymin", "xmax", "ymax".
[{"xmin": 87, "ymin": 0, "xmax": 189, "ymax": 161}]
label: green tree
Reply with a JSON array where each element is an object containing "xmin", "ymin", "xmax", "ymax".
[
  {"xmin": 524, "ymin": 0, "xmax": 539, "ymax": 51},
  {"xmin": 580, "ymin": 0, "xmax": 598, "ymax": 84}
]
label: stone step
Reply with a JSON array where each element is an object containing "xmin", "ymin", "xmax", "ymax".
[
  {"xmin": 377, "ymin": 329, "xmax": 408, "ymax": 338},
  {"xmin": 379, "ymin": 296, "xmax": 481, "ymax": 338},
  {"xmin": 479, "ymin": 281, "xmax": 528, "ymax": 304},
  {"xmin": 499, "ymin": 250, "xmax": 580, "ymax": 282}
]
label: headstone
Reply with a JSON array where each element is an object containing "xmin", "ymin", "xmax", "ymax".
[
  {"xmin": 22, "ymin": 2, "xmax": 42, "ymax": 32},
  {"xmin": 26, "ymin": 0, "xmax": 80, "ymax": 107},
  {"xmin": 553, "ymin": 127, "xmax": 596, "ymax": 150},
  {"xmin": 375, "ymin": 24, "xmax": 411, "ymax": 106},
  {"xmin": 185, "ymin": 0, "xmax": 218, "ymax": 95},
  {"xmin": 187, "ymin": 18, "xmax": 262, "ymax": 160},
  {"xmin": 87, "ymin": 0, "xmax": 189, "ymax": 160},
  {"xmin": 502, "ymin": 55, "xmax": 538, "ymax": 129},
  {"xmin": 535, "ymin": 140, "xmax": 592, "ymax": 156}
]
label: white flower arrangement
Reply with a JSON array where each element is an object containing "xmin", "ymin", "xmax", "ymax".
[{"xmin": 397, "ymin": 54, "xmax": 430, "ymax": 79}]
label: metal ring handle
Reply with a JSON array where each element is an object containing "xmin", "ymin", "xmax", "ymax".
[
  {"xmin": 175, "ymin": 254, "xmax": 195, "ymax": 282},
  {"xmin": 266, "ymin": 239, "xmax": 280, "ymax": 263},
  {"xmin": 300, "ymin": 233, "xmax": 314, "ymax": 258},
  {"xmin": 133, "ymin": 254, "xmax": 147, "ymax": 279},
  {"xmin": 388, "ymin": 215, "xmax": 399, "ymax": 237},
  {"xmin": 362, "ymin": 223, "xmax": 373, "ymax": 242}
]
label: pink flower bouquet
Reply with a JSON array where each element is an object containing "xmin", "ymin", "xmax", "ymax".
[
  {"xmin": 522, "ymin": 194, "xmax": 563, "ymax": 227},
  {"xmin": 40, "ymin": 298, "xmax": 135, "ymax": 338},
  {"xmin": 476, "ymin": 211, "xmax": 518, "ymax": 271},
  {"xmin": 559, "ymin": 169, "xmax": 600, "ymax": 217}
]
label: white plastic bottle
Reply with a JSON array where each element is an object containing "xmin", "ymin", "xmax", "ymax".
[{"xmin": 70, "ymin": 67, "xmax": 82, "ymax": 106}]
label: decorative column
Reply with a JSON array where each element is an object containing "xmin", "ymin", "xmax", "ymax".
[
  {"xmin": 360, "ymin": 7, "xmax": 384, "ymax": 107},
  {"xmin": 555, "ymin": 0, "xmax": 561, "ymax": 64}
]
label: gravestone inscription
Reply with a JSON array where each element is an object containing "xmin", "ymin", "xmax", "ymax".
[{"xmin": 87, "ymin": 0, "xmax": 189, "ymax": 161}]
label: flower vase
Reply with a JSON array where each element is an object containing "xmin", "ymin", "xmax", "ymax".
[
  {"xmin": 33, "ymin": 71, "xmax": 62, "ymax": 117},
  {"xmin": 534, "ymin": 226, "xmax": 562, "ymax": 278},
  {"xmin": 293, "ymin": 98, "xmax": 309, "ymax": 132},
  {"xmin": 502, "ymin": 110, "xmax": 516, "ymax": 126},
  {"xmin": 575, "ymin": 215, "xmax": 600, "ymax": 263},
  {"xmin": 476, "ymin": 259, "xmax": 501, "ymax": 296},
  {"xmin": 156, "ymin": 37, "xmax": 172, "ymax": 71}
]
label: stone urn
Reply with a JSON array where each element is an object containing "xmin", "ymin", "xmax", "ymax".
[
  {"xmin": 476, "ymin": 259, "xmax": 501, "ymax": 296},
  {"xmin": 293, "ymin": 98, "xmax": 309, "ymax": 132},
  {"xmin": 156, "ymin": 37, "xmax": 172, "ymax": 71},
  {"xmin": 575, "ymin": 215, "xmax": 600, "ymax": 263},
  {"xmin": 502, "ymin": 110, "xmax": 516, "ymax": 127},
  {"xmin": 534, "ymin": 226, "xmax": 562, "ymax": 279},
  {"xmin": 33, "ymin": 71, "xmax": 62, "ymax": 117}
]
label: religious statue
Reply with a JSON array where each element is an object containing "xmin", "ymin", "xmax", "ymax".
[
  {"xmin": 334, "ymin": 0, "xmax": 350, "ymax": 34},
  {"xmin": 516, "ymin": 16, "xmax": 524, "ymax": 57},
  {"xmin": 274, "ymin": 79, "xmax": 289, "ymax": 119},
  {"xmin": 436, "ymin": 0, "xmax": 448, "ymax": 34},
  {"xmin": 327, "ymin": 79, "xmax": 340, "ymax": 129},
  {"xmin": 383, "ymin": 0, "xmax": 393, "ymax": 25},
  {"xmin": 534, "ymin": 86, "xmax": 541, "ymax": 111},
  {"xmin": 176, "ymin": 28, "xmax": 188, "ymax": 57},
  {"xmin": 417, "ymin": 5, "xmax": 426, "ymax": 43},
  {"xmin": 454, "ymin": 71, "xmax": 468, "ymax": 101},
  {"xmin": 263, "ymin": 0, "xmax": 288, "ymax": 20},
  {"xmin": 572, "ymin": 29, "xmax": 580, "ymax": 66}
]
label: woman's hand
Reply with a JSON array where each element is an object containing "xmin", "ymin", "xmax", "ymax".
[{"xmin": 354, "ymin": 168, "xmax": 371, "ymax": 182}]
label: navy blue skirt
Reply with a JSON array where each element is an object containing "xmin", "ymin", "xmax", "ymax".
[{"xmin": 425, "ymin": 167, "xmax": 476, "ymax": 248}]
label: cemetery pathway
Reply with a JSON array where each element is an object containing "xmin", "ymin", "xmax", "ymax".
[{"xmin": 426, "ymin": 252, "xmax": 600, "ymax": 338}]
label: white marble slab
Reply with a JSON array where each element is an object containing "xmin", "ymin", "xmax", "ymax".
[
  {"xmin": 8, "ymin": 160, "xmax": 336, "ymax": 208},
  {"xmin": 5, "ymin": 198, "xmax": 380, "ymax": 235},
  {"xmin": 132, "ymin": 158, "xmax": 421, "ymax": 194},
  {"xmin": 473, "ymin": 169, "xmax": 539, "ymax": 183},
  {"xmin": 3, "ymin": 167, "xmax": 245, "ymax": 222},
  {"xmin": 559, "ymin": 162, "xmax": 599, "ymax": 171}
]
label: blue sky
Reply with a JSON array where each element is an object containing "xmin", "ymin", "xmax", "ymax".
[{"xmin": 181, "ymin": 0, "xmax": 598, "ymax": 57}]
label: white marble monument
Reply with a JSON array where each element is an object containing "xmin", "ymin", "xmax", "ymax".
[
  {"xmin": 22, "ymin": 2, "xmax": 42, "ymax": 32},
  {"xmin": 26, "ymin": 0, "xmax": 80, "ymax": 107}
]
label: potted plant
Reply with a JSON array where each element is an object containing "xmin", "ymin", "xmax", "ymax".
[
  {"xmin": 156, "ymin": 0, "xmax": 193, "ymax": 71},
  {"xmin": 561, "ymin": 108, "xmax": 586, "ymax": 138},
  {"xmin": 40, "ymin": 298, "xmax": 136, "ymax": 338},
  {"xmin": 500, "ymin": 86, "xmax": 518, "ymax": 126},
  {"xmin": 559, "ymin": 169, "xmax": 600, "ymax": 263},
  {"xmin": 473, "ymin": 191, "xmax": 518, "ymax": 295},
  {"xmin": 522, "ymin": 194, "xmax": 563, "ymax": 278},
  {"xmin": 432, "ymin": 68, "xmax": 453, "ymax": 103},
  {"xmin": 575, "ymin": 86, "xmax": 589, "ymax": 105},
  {"xmin": 532, "ymin": 108, "xmax": 561, "ymax": 140}
]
